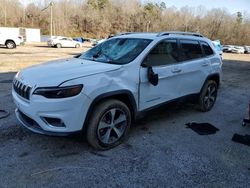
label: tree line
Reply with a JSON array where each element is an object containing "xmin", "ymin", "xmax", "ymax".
[{"xmin": 0, "ymin": 0, "xmax": 249, "ymax": 45}]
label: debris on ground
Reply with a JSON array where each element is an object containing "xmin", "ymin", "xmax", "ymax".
[
  {"xmin": 186, "ymin": 122, "xmax": 219, "ymax": 135},
  {"xmin": 232, "ymin": 134, "xmax": 250, "ymax": 147}
]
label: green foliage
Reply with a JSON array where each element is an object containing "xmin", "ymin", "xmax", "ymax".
[
  {"xmin": 236, "ymin": 12, "xmax": 243, "ymax": 24},
  {"xmin": 143, "ymin": 2, "xmax": 161, "ymax": 19},
  {"xmin": 87, "ymin": 0, "xmax": 110, "ymax": 10},
  {"xmin": 160, "ymin": 2, "xmax": 166, "ymax": 10}
]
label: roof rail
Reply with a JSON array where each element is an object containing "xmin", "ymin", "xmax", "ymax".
[
  {"xmin": 157, "ymin": 31, "xmax": 204, "ymax": 37},
  {"xmin": 116, "ymin": 32, "xmax": 138, "ymax": 36}
]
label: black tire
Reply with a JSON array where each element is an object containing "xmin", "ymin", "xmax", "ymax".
[
  {"xmin": 75, "ymin": 44, "xmax": 80, "ymax": 48},
  {"xmin": 56, "ymin": 43, "xmax": 62, "ymax": 48},
  {"xmin": 86, "ymin": 99, "xmax": 131, "ymax": 150},
  {"xmin": 6, "ymin": 40, "xmax": 16, "ymax": 49},
  {"xmin": 198, "ymin": 80, "xmax": 218, "ymax": 112}
]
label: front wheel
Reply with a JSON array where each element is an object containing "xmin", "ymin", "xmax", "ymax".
[
  {"xmin": 75, "ymin": 44, "xmax": 80, "ymax": 48},
  {"xmin": 86, "ymin": 100, "xmax": 131, "ymax": 150},
  {"xmin": 198, "ymin": 80, "xmax": 218, "ymax": 112}
]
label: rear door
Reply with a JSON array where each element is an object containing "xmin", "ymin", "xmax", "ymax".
[
  {"xmin": 201, "ymin": 41, "xmax": 222, "ymax": 74},
  {"xmin": 177, "ymin": 39, "xmax": 212, "ymax": 96}
]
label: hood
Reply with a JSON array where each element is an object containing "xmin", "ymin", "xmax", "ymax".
[{"xmin": 16, "ymin": 58, "xmax": 121, "ymax": 87}]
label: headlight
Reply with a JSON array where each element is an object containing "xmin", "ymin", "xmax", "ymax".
[{"xmin": 33, "ymin": 84, "xmax": 83, "ymax": 99}]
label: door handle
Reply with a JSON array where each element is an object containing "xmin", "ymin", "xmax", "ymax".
[{"xmin": 171, "ymin": 69, "xmax": 182, "ymax": 73}]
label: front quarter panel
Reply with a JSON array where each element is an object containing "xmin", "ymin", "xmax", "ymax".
[{"xmin": 70, "ymin": 67, "xmax": 139, "ymax": 107}]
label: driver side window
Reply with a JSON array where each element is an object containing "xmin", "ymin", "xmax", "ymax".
[{"xmin": 144, "ymin": 39, "xmax": 178, "ymax": 66}]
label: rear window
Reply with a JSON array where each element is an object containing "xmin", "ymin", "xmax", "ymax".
[
  {"xmin": 180, "ymin": 40, "xmax": 203, "ymax": 61},
  {"xmin": 201, "ymin": 42, "xmax": 214, "ymax": 56}
]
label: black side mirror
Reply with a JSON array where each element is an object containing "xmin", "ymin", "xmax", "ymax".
[{"xmin": 147, "ymin": 66, "xmax": 158, "ymax": 86}]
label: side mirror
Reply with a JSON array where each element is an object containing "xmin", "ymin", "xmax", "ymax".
[{"xmin": 147, "ymin": 66, "xmax": 158, "ymax": 86}]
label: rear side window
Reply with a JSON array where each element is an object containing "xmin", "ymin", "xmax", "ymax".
[
  {"xmin": 201, "ymin": 42, "xmax": 214, "ymax": 56},
  {"xmin": 180, "ymin": 40, "xmax": 203, "ymax": 61}
]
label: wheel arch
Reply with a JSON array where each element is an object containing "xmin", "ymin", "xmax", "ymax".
[
  {"xmin": 83, "ymin": 90, "xmax": 138, "ymax": 130},
  {"xmin": 201, "ymin": 73, "xmax": 220, "ymax": 92},
  {"xmin": 5, "ymin": 40, "xmax": 16, "ymax": 47}
]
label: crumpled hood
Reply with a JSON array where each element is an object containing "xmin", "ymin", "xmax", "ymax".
[{"xmin": 16, "ymin": 58, "xmax": 121, "ymax": 87}]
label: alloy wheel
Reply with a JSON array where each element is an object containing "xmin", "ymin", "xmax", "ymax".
[
  {"xmin": 203, "ymin": 83, "xmax": 217, "ymax": 109},
  {"xmin": 97, "ymin": 108, "xmax": 127, "ymax": 145},
  {"xmin": 7, "ymin": 42, "xmax": 14, "ymax": 49}
]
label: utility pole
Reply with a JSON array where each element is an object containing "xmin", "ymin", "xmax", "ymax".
[
  {"xmin": 42, "ymin": 1, "xmax": 54, "ymax": 38},
  {"xmin": 50, "ymin": 1, "xmax": 53, "ymax": 38},
  {"xmin": 4, "ymin": 0, "xmax": 7, "ymax": 26},
  {"xmin": 146, "ymin": 21, "xmax": 151, "ymax": 32}
]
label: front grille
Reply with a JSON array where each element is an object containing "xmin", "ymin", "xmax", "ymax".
[{"xmin": 13, "ymin": 79, "xmax": 31, "ymax": 100}]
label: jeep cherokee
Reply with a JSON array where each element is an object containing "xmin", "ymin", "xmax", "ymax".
[{"xmin": 12, "ymin": 32, "xmax": 222, "ymax": 149}]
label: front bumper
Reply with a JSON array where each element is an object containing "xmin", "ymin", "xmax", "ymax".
[
  {"xmin": 15, "ymin": 109, "xmax": 75, "ymax": 136},
  {"xmin": 47, "ymin": 42, "xmax": 54, "ymax": 47},
  {"xmin": 12, "ymin": 89, "xmax": 91, "ymax": 135}
]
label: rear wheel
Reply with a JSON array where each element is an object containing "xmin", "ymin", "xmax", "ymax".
[
  {"xmin": 75, "ymin": 44, "xmax": 80, "ymax": 48},
  {"xmin": 198, "ymin": 80, "xmax": 218, "ymax": 112},
  {"xmin": 86, "ymin": 100, "xmax": 131, "ymax": 150},
  {"xmin": 6, "ymin": 40, "xmax": 16, "ymax": 49}
]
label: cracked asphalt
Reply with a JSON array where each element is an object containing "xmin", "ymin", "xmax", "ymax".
[{"xmin": 0, "ymin": 58, "xmax": 250, "ymax": 187}]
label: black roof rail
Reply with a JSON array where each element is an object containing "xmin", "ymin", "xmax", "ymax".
[
  {"xmin": 116, "ymin": 32, "xmax": 138, "ymax": 36},
  {"xmin": 116, "ymin": 32, "xmax": 156, "ymax": 36},
  {"xmin": 157, "ymin": 31, "xmax": 204, "ymax": 37}
]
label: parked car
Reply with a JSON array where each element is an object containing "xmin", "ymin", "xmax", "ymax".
[
  {"xmin": 231, "ymin": 46, "xmax": 245, "ymax": 54},
  {"xmin": 47, "ymin": 36, "xmax": 81, "ymax": 48},
  {"xmin": 0, "ymin": 32, "xmax": 23, "ymax": 49},
  {"xmin": 91, "ymin": 39, "xmax": 106, "ymax": 46},
  {"xmin": 12, "ymin": 31, "xmax": 222, "ymax": 150},
  {"xmin": 92, "ymin": 35, "xmax": 115, "ymax": 46},
  {"xmin": 244, "ymin": 46, "xmax": 250, "ymax": 54},
  {"xmin": 222, "ymin": 45, "xmax": 234, "ymax": 52},
  {"xmin": 73, "ymin": 37, "xmax": 86, "ymax": 43}
]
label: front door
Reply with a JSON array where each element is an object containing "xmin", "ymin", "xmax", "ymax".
[{"xmin": 139, "ymin": 39, "xmax": 183, "ymax": 111}]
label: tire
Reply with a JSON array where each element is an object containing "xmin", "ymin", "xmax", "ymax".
[
  {"xmin": 198, "ymin": 80, "xmax": 218, "ymax": 112},
  {"xmin": 6, "ymin": 40, "xmax": 16, "ymax": 49},
  {"xmin": 75, "ymin": 44, "xmax": 80, "ymax": 48},
  {"xmin": 86, "ymin": 99, "xmax": 131, "ymax": 150},
  {"xmin": 56, "ymin": 43, "xmax": 62, "ymax": 48}
]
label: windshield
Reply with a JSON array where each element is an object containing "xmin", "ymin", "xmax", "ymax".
[{"xmin": 79, "ymin": 38, "xmax": 152, "ymax": 64}]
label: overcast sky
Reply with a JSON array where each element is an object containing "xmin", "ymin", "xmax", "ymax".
[{"xmin": 20, "ymin": 0, "xmax": 250, "ymax": 14}]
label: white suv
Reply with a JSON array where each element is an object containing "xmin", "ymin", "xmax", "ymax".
[
  {"xmin": 12, "ymin": 32, "xmax": 222, "ymax": 149},
  {"xmin": 0, "ymin": 33, "xmax": 23, "ymax": 49}
]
